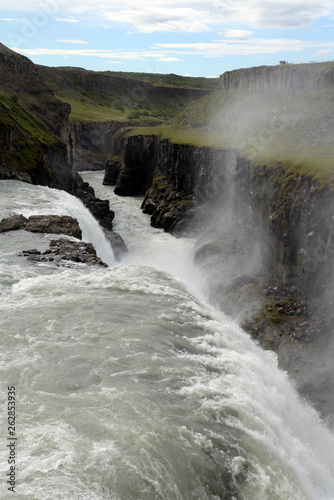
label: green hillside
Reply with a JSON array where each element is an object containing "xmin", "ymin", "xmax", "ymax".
[
  {"xmin": 99, "ymin": 71, "xmax": 219, "ymax": 89},
  {"xmin": 0, "ymin": 90, "xmax": 63, "ymax": 183},
  {"xmin": 39, "ymin": 66, "xmax": 212, "ymax": 123}
]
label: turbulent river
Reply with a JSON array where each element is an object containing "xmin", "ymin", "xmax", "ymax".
[{"xmin": 1, "ymin": 171, "xmax": 334, "ymax": 500}]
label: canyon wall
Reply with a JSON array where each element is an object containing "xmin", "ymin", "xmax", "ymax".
[
  {"xmin": 69, "ymin": 121, "xmax": 126, "ymax": 172},
  {"xmin": 42, "ymin": 66, "xmax": 210, "ymax": 107},
  {"xmin": 220, "ymin": 62, "xmax": 334, "ymax": 92},
  {"xmin": 114, "ymin": 134, "xmax": 334, "ymax": 299}
]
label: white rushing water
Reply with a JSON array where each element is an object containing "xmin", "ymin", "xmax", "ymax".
[{"xmin": 1, "ymin": 173, "xmax": 334, "ymax": 500}]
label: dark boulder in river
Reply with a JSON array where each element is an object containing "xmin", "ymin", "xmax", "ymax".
[
  {"xmin": 20, "ymin": 238, "xmax": 108, "ymax": 268},
  {"xmin": 0, "ymin": 214, "xmax": 82, "ymax": 239},
  {"xmin": 0, "ymin": 214, "xmax": 28, "ymax": 232}
]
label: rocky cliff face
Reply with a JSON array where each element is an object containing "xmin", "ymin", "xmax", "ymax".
[
  {"xmin": 69, "ymin": 121, "xmax": 126, "ymax": 171},
  {"xmin": 220, "ymin": 62, "xmax": 334, "ymax": 92},
  {"xmin": 0, "ymin": 44, "xmax": 48, "ymax": 94},
  {"xmin": 116, "ymin": 133, "xmax": 334, "ymax": 304},
  {"xmin": 114, "ymin": 135, "xmax": 158, "ymax": 196}
]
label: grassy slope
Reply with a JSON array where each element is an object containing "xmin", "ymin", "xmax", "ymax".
[
  {"xmin": 98, "ymin": 71, "xmax": 219, "ymax": 90},
  {"xmin": 0, "ymin": 90, "xmax": 62, "ymax": 177},
  {"xmin": 42, "ymin": 67, "xmax": 216, "ymax": 123}
]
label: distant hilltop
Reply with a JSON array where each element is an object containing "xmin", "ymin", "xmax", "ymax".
[{"xmin": 220, "ymin": 61, "xmax": 334, "ymax": 92}]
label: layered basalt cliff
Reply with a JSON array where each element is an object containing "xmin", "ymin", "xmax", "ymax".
[
  {"xmin": 113, "ymin": 134, "xmax": 334, "ymax": 298},
  {"xmin": 220, "ymin": 62, "xmax": 334, "ymax": 92}
]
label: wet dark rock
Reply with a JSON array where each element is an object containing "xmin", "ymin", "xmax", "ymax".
[
  {"xmin": 0, "ymin": 214, "xmax": 82, "ymax": 239},
  {"xmin": 20, "ymin": 238, "xmax": 107, "ymax": 268},
  {"xmin": 74, "ymin": 175, "xmax": 115, "ymax": 231},
  {"xmin": 0, "ymin": 214, "xmax": 28, "ymax": 232},
  {"xmin": 103, "ymin": 156, "xmax": 122, "ymax": 186},
  {"xmin": 0, "ymin": 166, "xmax": 32, "ymax": 183},
  {"xmin": 104, "ymin": 230, "xmax": 128, "ymax": 261},
  {"xmin": 25, "ymin": 215, "xmax": 82, "ymax": 239},
  {"xmin": 114, "ymin": 135, "xmax": 158, "ymax": 196}
]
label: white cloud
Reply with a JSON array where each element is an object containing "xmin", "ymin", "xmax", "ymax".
[
  {"xmin": 9, "ymin": 47, "xmax": 171, "ymax": 61},
  {"xmin": 0, "ymin": 18, "xmax": 21, "ymax": 22},
  {"xmin": 57, "ymin": 39, "xmax": 87, "ymax": 44},
  {"xmin": 104, "ymin": 6, "xmax": 212, "ymax": 33},
  {"xmin": 154, "ymin": 38, "xmax": 334, "ymax": 57},
  {"xmin": 313, "ymin": 48, "xmax": 333, "ymax": 57},
  {"xmin": 2, "ymin": 0, "xmax": 334, "ymax": 32},
  {"xmin": 224, "ymin": 30, "xmax": 253, "ymax": 40},
  {"xmin": 246, "ymin": 1, "xmax": 329, "ymax": 29},
  {"xmin": 9, "ymin": 37, "xmax": 334, "ymax": 64},
  {"xmin": 158, "ymin": 57, "xmax": 181, "ymax": 62},
  {"xmin": 54, "ymin": 17, "xmax": 79, "ymax": 23}
]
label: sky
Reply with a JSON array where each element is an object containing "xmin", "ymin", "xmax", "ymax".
[{"xmin": 0, "ymin": 0, "xmax": 334, "ymax": 77}]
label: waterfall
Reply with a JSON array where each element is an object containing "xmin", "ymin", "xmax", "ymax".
[
  {"xmin": 1, "ymin": 176, "xmax": 334, "ymax": 500},
  {"xmin": 0, "ymin": 180, "xmax": 115, "ymax": 266}
]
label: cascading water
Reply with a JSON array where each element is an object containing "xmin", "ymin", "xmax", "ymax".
[
  {"xmin": 0, "ymin": 180, "xmax": 115, "ymax": 266},
  {"xmin": 1, "ymin": 173, "xmax": 334, "ymax": 500}
]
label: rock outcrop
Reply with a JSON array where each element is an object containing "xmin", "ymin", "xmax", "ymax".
[
  {"xmin": 103, "ymin": 156, "xmax": 122, "ymax": 186},
  {"xmin": 0, "ymin": 214, "xmax": 29, "ymax": 232},
  {"xmin": 103, "ymin": 230, "xmax": 128, "ymax": 261},
  {"xmin": 20, "ymin": 238, "xmax": 107, "ymax": 267},
  {"xmin": 0, "ymin": 214, "xmax": 82, "ymax": 239},
  {"xmin": 25, "ymin": 215, "xmax": 82, "ymax": 239},
  {"xmin": 0, "ymin": 167, "xmax": 32, "ymax": 183},
  {"xmin": 73, "ymin": 177, "xmax": 115, "ymax": 231},
  {"xmin": 114, "ymin": 135, "xmax": 158, "ymax": 196}
]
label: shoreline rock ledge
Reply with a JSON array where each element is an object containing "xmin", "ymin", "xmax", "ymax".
[
  {"xmin": 20, "ymin": 238, "xmax": 108, "ymax": 268},
  {"xmin": 0, "ymin": 213, "xmax": 128, "ymax": 263},
  {"xmin": 0, "ymin": 214, "xmax": 82, "ymax": 239}
]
